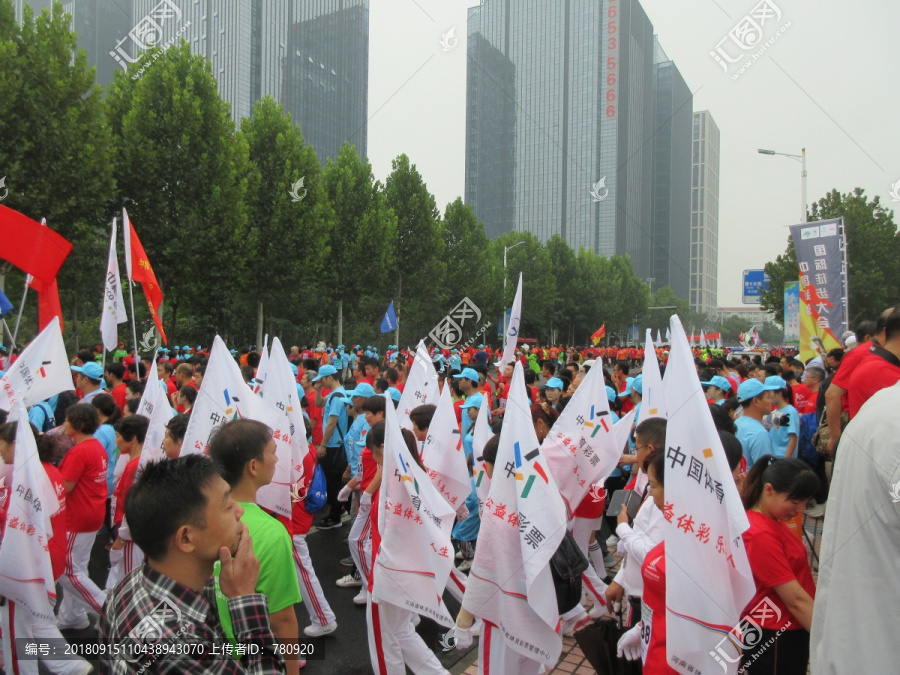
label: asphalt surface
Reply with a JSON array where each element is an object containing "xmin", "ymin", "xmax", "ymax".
[{"xmin": 67, "ymin": 515, "xmax": 475, "ymax": 674}]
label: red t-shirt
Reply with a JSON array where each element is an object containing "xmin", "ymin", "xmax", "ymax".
[
  {"xmin": 619, "ymin": 380, "xmax": 635, "ymax": 415},
  {"xmin": 292, "ymin": 448, "xmax": 318, "ymax": 536},
  {"xmin": 113, "ymin": 456, "xmax": 140, "ymax": 527},
  {"xmin": 741, "ymin": 510, "xmax": 815, "ymax": 631},
  {"xmin": 165, "ymin": 378, "xmax": 177, "ymax": 398},
  {"xmin": 847, "ymin": 355, "xmax": 900, "ymax": 418},
  {"xmin": 360, "ymin": 449, "xmax": 378, "ymax": 491},
  {"xmin": 305, "ymin": 392, "xmax": 324, "ymax": 447},
  {"xmin": 573, "ymin": 486, "xmax": 605, "ymax": 519},
  {"xmin": 453, "ymin": 399, "xmax": 464, "ymax": 426},
  {"xmin": 43, "ymin": 463, "xmax": 68, "ymax": 580},
  {"xmin": 111, "ymin": 383, "xmax": 127, "ymax": 414},
  {"xmin": 791, "ymin": 384, "xmax": 813, "ymax": 413},
  {"xmin": 831, "ymin": 342, "xmax": 874, "ymax": 390},
  {"xmin": 641, "ymin": 542, "xmax": 677, "ymax": 673},
  {"xmin": 59, "ymin": 438, "xmax": 108, "ymax": 533}
]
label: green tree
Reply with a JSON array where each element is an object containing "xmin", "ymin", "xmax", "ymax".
[
  {"xmin": 442, "ymin": 198, "xmax": 500, "ymax": 338},
  {"xmin": 105, "ymin": 42, "xmax": 250, "ymax": 340},
  {"xmin": 320, "ymin": 143, "xmax": 397, "ymax": 347},
  {"xmin": 494, "ymin": 231, "xmax": 557, "ymax": 343},
  {"xmin": 384, "ymin": 154, "xmax": 446, "ymax": 342},
  {"xmin": 546, "ymin": 235, "xmax": 579, "ymax": 343},
  {"xmin": 241, "ymin": 96, "xmax": 333, "ymax": 344},
  {"xmin": 0, "ymin": 0, "xmax": 115, "ymax": 343},
  {"xmin": 761, "ymin": 188, "xmax": 900, "ymax": 326},
  {"xmin": 643, "ymin": 286, "xmax": 690, "ymax": 339}
]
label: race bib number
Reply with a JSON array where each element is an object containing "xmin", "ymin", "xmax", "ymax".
[{"xmin": 640, "ymin": 602, "xmax": 652, "ymax": 664}]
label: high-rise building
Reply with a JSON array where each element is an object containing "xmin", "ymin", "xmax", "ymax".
[
  {"xmin": 691, "ymin": 110, "xmax": 720, "ymax": 315},
  {"xmin": 30, "ymin": 0, "xmax": 373, "ymax": 162},
  {"xmin": 465, "ymin": 0, "xmax": 655, "ymax": 275},
  {"xmin": 651, "ymin": 37, "xmax": 692, "ymax": 299},
  {"xmin": 17, "ymin": 1, "xmax": 135, "ymax": 90}
]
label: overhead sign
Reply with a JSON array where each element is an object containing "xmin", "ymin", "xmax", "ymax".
[{"xmin": 742, "ymin": 270, "xmax": 770, "ymax": 304}]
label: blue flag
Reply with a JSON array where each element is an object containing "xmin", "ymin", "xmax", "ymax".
[
  {"xmin": 0, "ymin": 288, "xmax": 12, "ymax": 318},
  {"xmin": 380, "ymin": 301, "xmax": 397, "ymax": 333}
]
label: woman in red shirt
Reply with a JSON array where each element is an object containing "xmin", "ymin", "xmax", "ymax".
[
  {"xmin": 740, "ymin": 455, "xmax": 819, "ymax": 674},
  {"xmin": 616, "ymin": 448, "xmax": 678, "ymax": 672},
  {"xmin": 57, "ymin": 404, "xmax": 109, "ymax": 630}
]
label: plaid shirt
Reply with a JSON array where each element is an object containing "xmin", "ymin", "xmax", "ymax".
[{"xmin": 99, "ymin": 563, "xmax": 285, "ymax": 674}]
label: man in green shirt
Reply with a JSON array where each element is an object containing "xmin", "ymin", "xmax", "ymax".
[{"xmin": 209, "ymin": 420, "xmax": 304, "ymax": 674}]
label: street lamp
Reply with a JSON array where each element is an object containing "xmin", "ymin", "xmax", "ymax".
[
  {"xmin": 503, "ymin": 241, "xmax": 526, "ymax": 336},
  {"xmin": 758, "ymin": 148, "xmax": 807, "ymax": 223}
]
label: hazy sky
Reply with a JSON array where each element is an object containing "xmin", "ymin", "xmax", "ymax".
[{"xmin": 366, "ymin": 0, "xmax": 900, "ymax": 308}]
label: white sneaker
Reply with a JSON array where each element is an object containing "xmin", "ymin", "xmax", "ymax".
[
  {"xmin": 353, "ymin": 589, "xmax": 368, "ymax": 605},
  {"xmin": 336, "ymin": 573, "xmax": 362, "ymax": 588},
  {"xmin": 561, "ymin": 611, "xmax": 590, "ymax": 637},
  {"xmin": 456, "ymin": 559, "xmax": 473, "ymax": 572},
  {"xmin": 455, "ymin": 550, "xmax": 465, "ymax": 560},
  {"xmin": 304, "ymin": 621, "xmax": 337, "ymax": 637}
]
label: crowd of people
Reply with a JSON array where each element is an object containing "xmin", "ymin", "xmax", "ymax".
[{"xmin": 0, "ymin": 304, "xmax": 898, "ymax": 674}]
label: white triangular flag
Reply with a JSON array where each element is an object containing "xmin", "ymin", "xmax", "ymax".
[
  {"xmin": 637, "ymin": 329, "xmax": 667, "ymax": 426},
  {"xmin": 372, "ymin": 401, "xmax": 456, "ymax": 625},
  {"xmin": 253, "ymin": 336, "xmax": 269, "ymax": 395},
  {"xmin": 100, "ymin": 217, "xmax": 127, "ymax": 353},
  {"xmin": 498, "ymin": 272, "xmax": 523, "ymax": 370},
  {"xmin": 261, "ymin": 338, "xmax": 308, "ymax": 511},
  {"xmin": 665, "ymin": 327, "xmax": 671, "ymax": 343},
  {"xmin": 700, "ymin": 331, "xmax": 707, "ymax": 348},
  {"xmin": 137, "ymin": 351, "xmax": 175, "ymax": 467},
  {"xmin": 472, "ymin": 395, "xmax": 493, "ymax": 516},
  {"xmin": 664, "ymin": 315, "xmax": 756, "ymax": 674},
  {"xmin": 396, "ymin": 340, "xmax": 439, "ymax": 431},
  {"xmin": 182, "ymin": 337, "xmax": 284, "ymax": 514},
  {"xmin": 462, "ymin": 362, "xmax": 566, "ymax": 667},
  {"xmin": 421, "ymin": 383, "xmax": 471, "ymax": 510},
  {"xmin": 541, "ymin": 358, "xmax": 620, "ymax": 517},
  {"xmin": 0, "ymin": 402, "xmax": 61, "ymax": 623},
  {"xmin": 0, "ymin": 317, "xmax": 71, "ymax": 411}
]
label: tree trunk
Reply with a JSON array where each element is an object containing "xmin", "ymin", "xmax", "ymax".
[
  {"xmin": 395, "ymin": 274, "xmax": 402, "ymax": 347},
  {"xmin": 256, "ymin": 300, "xmax": 264, "ymax": 348},
  {"xmin": 338, "ymin": 300, "xmax": 343, "ymax": 347}
]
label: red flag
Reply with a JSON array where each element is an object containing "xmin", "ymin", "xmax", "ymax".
[
  {"xmin": 0, "ymin": 205, "xmax": 72, "ymax": 284},
  {"xmin": 591, "ymin": 323, "xmax": 606, "ymax": 345},
  {"xmin": 125, "ymin": 216, "xmax": 167, "ymax": 344},
  {"xmin": 28, "ymin": 275, "xmax": 64, "ymax": 332}
]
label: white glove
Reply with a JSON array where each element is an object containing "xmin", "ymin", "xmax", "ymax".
[
  {"xmin": 452, "ymin": 624, "xmax": 473, "ymax": 650},
  {"xmin": 456, "ymin": 504, "xmax": 470, "ymax": 522},
  {"xmin": 617, "ymin": 623, "xmax": 642, "ymax": 661},
  {"xmin": 361, "ymin": 492, "xmax": 372, "ymax": 506},
  {"xmin": 337, "ymin": 485, "xmax": 353, "ymax": 502}
]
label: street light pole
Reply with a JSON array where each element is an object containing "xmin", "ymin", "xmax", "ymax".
[
  {"xmin": 758, "ymin": 147, "xmax": 808, "ymax": 223},
  {"xmin": 503, "ymin": 241, "xmax": 525, "ymax": 336}
]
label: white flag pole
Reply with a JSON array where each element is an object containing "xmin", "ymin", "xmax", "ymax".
[{"xmin": 11, "ymin": 278, "xmax": 28, "ymax": 344}]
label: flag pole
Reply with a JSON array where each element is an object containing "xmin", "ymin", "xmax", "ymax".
[
  {"xmin": 11, "ymin": 276, "xmax": 28, "ymax": 343},
  {"xmin": 2, "ymin": 318, "xmax": 16, "ymax": 351},
  {"xmin": 127, "ymin": 280, "xmax": 140, "ymax": 380}
]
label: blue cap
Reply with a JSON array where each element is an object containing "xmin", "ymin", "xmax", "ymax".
[
  {"xmin": 71, "ymin": 362, "xmax": 104, "ymax": 380},
  {"xmin": 619, "ymin": 375, "xmax": 644, "ymax": 396},
  {"xmin": 606, "ymin": 385, "xmax": 617, "ymax": 403},
  {"xmin": 229, "ymin": 349, "xmax": 238, "ymax": 355},
  {"xmin": 159, "ymin": 347, "xmax": 169, "ymax": 353},
  {"xmin": 737, "ymin": 379, "xmax": 767, "ymax": 402},
  {"xmin": 764, "ymin": 376, "xmax": 787, "ymax": 391},
  {"xmin": 312, "ymin": 365, "xmax": 337, "ymax": 382},
  {"xmin": 386, "ymin": 387, "xmax": 402, "ymax": 402},
  {"xmin": 545, "ymin": 377, "xmax": 564, "ymax": 390},
  {"xmin": 347, "ymin": 383, "xmax": 376, "ymax": 399},
  {"xmin": 453, "ymin": 367, "xmax": 480, "ymax": 383},
  {"xmin": 462, "ymin": 393, "xmax": 484, "ymax": 410},
  {"xmin": 700, "ymin": 375, "xmax": 732, "ymax": 392},
  {"xmin": 289, "ymin": 363, "xmax": 299, "ymax": 376}
]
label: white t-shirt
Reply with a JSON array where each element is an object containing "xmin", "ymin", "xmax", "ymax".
[{"xmin": 811, "ymin": 382, "xmax": 900, "ymax": 674}]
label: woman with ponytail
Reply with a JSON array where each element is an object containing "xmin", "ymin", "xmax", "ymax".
[{"xmin": 740, "ymin": 455, "xmax": 820, "ymax": 673}]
